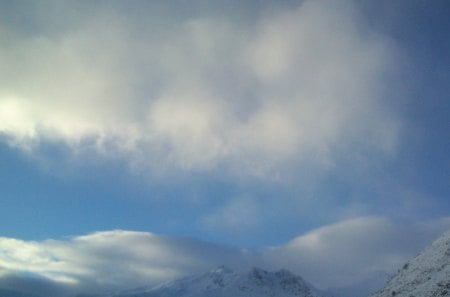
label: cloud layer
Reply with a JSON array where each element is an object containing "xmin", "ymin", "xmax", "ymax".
[
  {"xmin": 0, "ymin": 0, "xmax": 400, "ymax": 178},
  {"xmin": 1, "ymin": 217, "xmax": 449, "ymax": 295},
  {"xmin": 263, "ymin": 217, "xmax": 450, "ymax": 288},
  {"xmin": 0, "ymin": 230, "xmax": 249, "ymax": 294}
]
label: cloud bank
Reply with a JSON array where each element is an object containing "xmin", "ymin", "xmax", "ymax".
[
  {"xmin": 1, "ymin": 217, "xmax": 449, "ymax": 295},
  {"xmin": 0, "ymin": 230, "xmax": 249, "ymax": 295},
  {"xmin": 0, "ymin": 0, "xmax": 400, "ymax": 178},
  {"xmin": 263, "ymin": 217, "xmax": 450, "ymax": 288}
]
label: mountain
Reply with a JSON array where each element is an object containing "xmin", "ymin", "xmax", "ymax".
[
  {"xmin": 372, "ymin": 231, "xmax": 450, "ymax": 297},
  {"xmin": 101, "ymin": 266, "xmax": 325, "ymax": 297}
]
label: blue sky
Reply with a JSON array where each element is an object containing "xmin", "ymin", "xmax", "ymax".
[{"xmin": 0, "ymin": 0, "xmax": 449, "ymax": 294}]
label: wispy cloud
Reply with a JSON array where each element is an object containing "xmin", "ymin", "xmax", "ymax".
[
  {"xmin": 200, "ymin": 195, "xmax": 262, "ymax": 233},
  {"xmin": 0, "ymin": 0, "xmax": 401, "ymax": 179}
]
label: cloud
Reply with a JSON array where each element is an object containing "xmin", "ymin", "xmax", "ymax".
[
  {"xmin": 0, "ymin": 230, "xmax": 249, "ymax": 294},
  {"xmin": 0, "ymin": 274, "xmax": 72, "ymax": 297},
  {"xmin": 1, "ymin": 218, "xmax": 449, "ymax": 294},
  {"xmin": 200, "ymin": 196, "xmax": 262, "ymax": 233},
  {"xmin": 0, "ymin": 0, "xmax": 401, "ymax": 178},
  {"xmin": 263, "ymin": 217, "xmax": 450, "ymax": 289}
]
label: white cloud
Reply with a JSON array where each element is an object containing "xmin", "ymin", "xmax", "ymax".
[
  {"xmin": 1, "ymin": 218, "xmax": 449, "ymax": 294},
  {"xmin": 0, "ymin": 230, "xmax": 248, "ymax": 293},
  {"xmin": 263, "ymin": 217, "xmax": 450, "ymax": 289},
  {"xmin": 0, "ymin": 0, "xmax": 400, "ymax": 178}
]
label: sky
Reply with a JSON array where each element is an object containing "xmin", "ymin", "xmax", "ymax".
[{"xmin": 0, "ymin": 0, "xmax": 449, "ymax": 295}]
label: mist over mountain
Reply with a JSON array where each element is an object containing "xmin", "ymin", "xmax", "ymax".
[
  {"xmin": 3, "ymin": 229, "xmax": 450, "ymax": 297},
  {"xmin": 325, "ymin": 272, "xmax": 391, "ymax": 297},
  {"xmin": 89, "ymin": 266, "xmax": 325, "ymax": 297}
]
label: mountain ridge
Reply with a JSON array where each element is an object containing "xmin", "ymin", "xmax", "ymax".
[
  {"xmin": 372, "ymin": 231, "xmax": 450, "ymax": 297},
  {"xmin": 99, "ymin": 266, "xmax": 325, "ymax": 297}
]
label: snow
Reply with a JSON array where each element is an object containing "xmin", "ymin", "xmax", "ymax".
[
  {"xmin": 372, "ymin": 231, "xmax": 450, "ymax": 297},
  {"xmin": 103, "ymin": 266, "xmax": 325, "ymax": 297}
]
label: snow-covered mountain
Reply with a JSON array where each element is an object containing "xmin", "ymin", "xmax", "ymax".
[
  {"xmin": 100, "ymin": 266, "xmax": 325, "ymax": 297},
  {"xmin": 372, "ymin": 231, "xmax": 450, "ymax": 297}
]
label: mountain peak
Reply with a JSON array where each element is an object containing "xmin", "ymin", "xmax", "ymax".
[
  {"xmin": 209, "ymin": 265, "xmax": 234, "ymax": 275},
  {"xmin": 372, "ymin": 231, "xmax": 450, "ymax": 297},
  {"xmin": 103, "ymin": 266, "xmax": 324, "ymax": 297}
]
